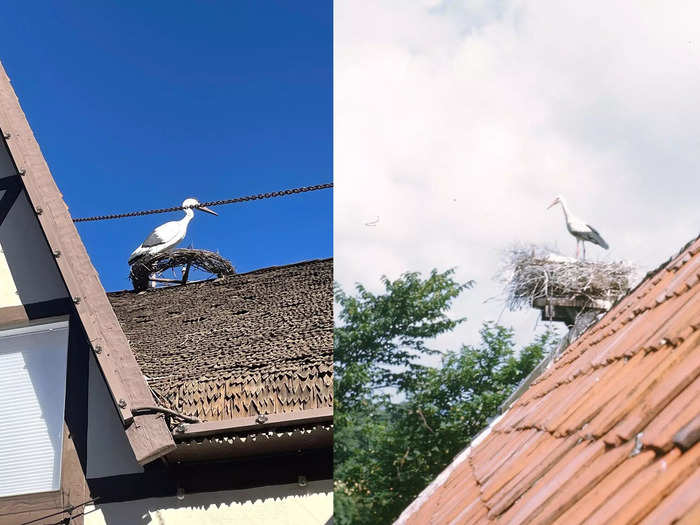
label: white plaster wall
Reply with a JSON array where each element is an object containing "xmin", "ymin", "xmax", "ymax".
[
  {"xmin": 0, "ymin": 188, "xmax": 16, "ymax": 307},
  {"xmin": 86, "ymin": 353, "xmax": 143, "ymax": 478},
  {"xmin": 84, "ymin": 480, "xmax": 333, "ymax": 525}
]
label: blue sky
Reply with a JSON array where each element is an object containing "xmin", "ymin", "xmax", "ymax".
[
  {"xmin": 336, "ymin": 1, "xmax": 699, "ymax": 355},
  {"xmin": 1, "ymin": 2, "xmax": 332, "ymax": 291}
]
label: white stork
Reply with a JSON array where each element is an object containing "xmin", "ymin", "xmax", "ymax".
[
  {"xmin": 128, "ymin": 198, "xmax": 218, "ymax": 265},
  {"xmin": 548, "ymin": 195, "xmax": 608, "ymax": 260}
]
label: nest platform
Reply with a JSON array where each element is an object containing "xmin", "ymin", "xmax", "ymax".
[
  {"xmin": 129, "ymin": 248, "xmax": 236, "ymax": 291},
  {"xmin": 500, "ymin": 246, "xmax": 635, "ymax": 326}
]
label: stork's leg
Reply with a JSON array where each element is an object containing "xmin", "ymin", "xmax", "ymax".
[
  {"xmin": 576, "ymin": 240, "xmax": 580, "ymax": 259},
  {"xmin": 583, "ymin": 243, "xmax": 586, "ymax": 260}
]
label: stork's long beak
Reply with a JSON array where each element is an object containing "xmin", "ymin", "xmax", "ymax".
[
  {"xmin": 547, "ymin": 200, "xmax": 558, "ymax": 210},
  {"xmin": 198, "ymin": 206, "xmax": 218, "ymax": 216}
]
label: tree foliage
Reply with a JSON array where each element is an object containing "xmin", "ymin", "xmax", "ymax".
[
  {"xmin": 334, "ymin": 270, "xmax": 558, "ymax": 525},
  {"xmin": 334, "ymin": 269, "xmax": 472, "ymax": 409}
]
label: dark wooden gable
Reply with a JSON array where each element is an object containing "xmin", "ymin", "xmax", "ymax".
[{"xmin": 0, "ymin": 60, "xmax": 174, "ymax": 467}]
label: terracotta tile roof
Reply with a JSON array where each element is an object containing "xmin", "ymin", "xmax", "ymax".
[
  {"xmin": 397, "ymin": 236, "xmax": 700, "ymax": 525},
  {"xmin": 108, "ymin": 258, "xmax": 333, "ymax": 422}
]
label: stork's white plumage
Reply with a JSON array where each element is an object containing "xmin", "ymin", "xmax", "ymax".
[
  {"xmin": 128, "ymin": 198, "xmax": 217, "ymax": 265},
  {"xmin": 548, "ymin": 195, "xmax": 608, "ymax": 260}
]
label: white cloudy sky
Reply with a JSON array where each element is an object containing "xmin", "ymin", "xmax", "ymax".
[{"xmin": 334, "ymin": 0, "xmax": 700, "ymax": 358}]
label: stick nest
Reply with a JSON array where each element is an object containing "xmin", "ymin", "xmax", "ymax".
[
  {"xmin": 130, "ymin": 248, "xmax": 236, "ymax": 291},
  {"xmin": 499, "ymin": 245, "xmax": 635, "ymax": 311}
]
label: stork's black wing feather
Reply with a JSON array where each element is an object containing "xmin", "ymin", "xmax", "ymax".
[
  {"xmin": 141, "ymin": 230, "xmax": 168, "ymax": 248},
  {"xmin": 584, "ymin": 224, "xmax": 609, "ymax": 249}
]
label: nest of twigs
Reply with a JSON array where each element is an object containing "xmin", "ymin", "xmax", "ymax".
[
  {"xmin": 499, "ymin": 245, "xmax": 635, "ymax": 311},
  {"xmin": 130, "ymin": 248, "xmax": 235, "ymax": 291}
]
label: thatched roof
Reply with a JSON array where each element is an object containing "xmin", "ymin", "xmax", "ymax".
[{"xmin": 108, "ymin": 259, "xmax": 333, "ymax": 423}]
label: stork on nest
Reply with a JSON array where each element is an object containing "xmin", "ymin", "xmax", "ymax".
[
  {"xmin": 129, "ymin": 248, "xmax": 235, "ymax": 291},
  {"xmin": 498, "ymin": 245, "xmax": 636, "ymax": 318},
  {"xmin": 547, "ymin": 194, "xmax": 609, "ymax": 260}
]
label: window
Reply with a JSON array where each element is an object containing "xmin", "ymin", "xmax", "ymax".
[{"xmin": 0, "ymin": 320, "xmax": 69, "ymax": 497}]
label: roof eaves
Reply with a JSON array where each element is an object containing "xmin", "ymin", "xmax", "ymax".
[
  {"xmin": 108, "ymin": 257, "xmax": 334, "ymax": 296},
  {"xmin": 168, "ymin": 422, "xmax": 333, "ymax": 463},
  {"xmin": 394, "ymin": 412, "xmax": 505, "ymax": 524},
  {"xmin": 0, "ymin": 61, "xmax": 175, "ymax": 464},
  {"xmin": 172, "ymin": 407, "xmax": 333, "ymax": 440}
]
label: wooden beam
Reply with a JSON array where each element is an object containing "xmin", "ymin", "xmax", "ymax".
[
  {"xmin": 0, "ymin": 174, "xmax": 21, "ymax": 226},
  {"xmin": 0, "ymin": 304, "xmax": 30, "ymax": 327},
  {"xmin": 0, "ymin": 491, "xmax": 62, "ymax": 523},
  {"xmin": 168, "ymin": 426, "xmax": 333, "ymax": 463},
  {"xmin": 181, "ymin": 261, "xmax": 192, "ymax": 284},
  {"xmin": 173, "ymin": 407, "xmax": 334, "ymax": 439},
  {"xmin": 532, "ymin": 297, "xmax": 611, "ymax": 310},
  {"xmin": 149, "ymin": 277, "xmax": 182, "ymax": 283},
  {"xmin": 0, "ymin": 298, "xmax": 72, "ymax": 329},
  {"xmin": 0, "ymin": 61, "xmax": 175, "ymax": 464}
]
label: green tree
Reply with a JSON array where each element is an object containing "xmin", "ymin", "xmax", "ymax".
[
  {"xmin": 334, "ymin": 270, "xmax": 558, "ymax": 525},
  {"xmin": 334, "ymin": 269, "xmax": 472, "ymax": 409}
]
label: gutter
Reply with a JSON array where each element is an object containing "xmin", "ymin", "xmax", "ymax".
[
  {"xmin": 172, "ymin": 407, "xmax": 333, "ymax": 439},
  {"xmin": 166, "ymin": 407, "xmax": 333, "ymax": 463}
]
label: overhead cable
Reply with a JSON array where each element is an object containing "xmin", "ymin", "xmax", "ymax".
[
  {"xmin": 20, "ymin": 497, "xmax": 99, "ymax": 525},
  {"xmin": 72, "ymin": 182, "xmax": 333, "ymax": 223}
]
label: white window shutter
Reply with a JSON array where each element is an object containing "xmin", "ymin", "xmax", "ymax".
[{"xmin": 0, "ymin": 321, "xmax": 69, "ymax": 497}]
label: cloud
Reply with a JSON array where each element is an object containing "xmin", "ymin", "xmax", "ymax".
[{"xmin": 335, "ymin": 0, "xmax": 700, "ymax": 356}]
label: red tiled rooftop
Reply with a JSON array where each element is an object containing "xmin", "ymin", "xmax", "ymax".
[{"xmin": 397, "ymin": 235, "xmax": 700, "ymax": 525}]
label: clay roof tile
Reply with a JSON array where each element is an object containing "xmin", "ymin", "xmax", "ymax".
[{"xmin": 396, "ymin": 235, "xmax": 700, "ymax": 524}]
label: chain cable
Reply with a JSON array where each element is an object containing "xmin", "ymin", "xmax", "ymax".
[{"xmin": 72, "ymin": 182, "xmax": 333, "ymax": 223}]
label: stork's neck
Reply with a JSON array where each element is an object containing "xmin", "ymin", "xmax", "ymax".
[
  {"xmin": 559, "ymin": 198, "xmax": 572, "ymax": 221},
  {"xmin": 182, "ymin": 208, "xmax": 194, "ymax": 223}
]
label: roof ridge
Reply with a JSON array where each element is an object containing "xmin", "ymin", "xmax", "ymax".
[
  {"xmin": 237, "ymin": 257, "xmax": 332, "ymax": 277},
  {"xmin": 108, "ymin": 257, "xmax": 332, "ymax": 295},
  {"xmin": 617, "ymin": 232, "xmax": 700, "ymax": 307},
  {"xmin": 525, "ymin": 232, "xmax": 700, "ymax": 385},
  {"xmin": 559, "ymin": 232, "xmax": 700, "ymax": 350}
]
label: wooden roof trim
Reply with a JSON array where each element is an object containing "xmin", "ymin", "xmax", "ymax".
[
  {"xmin": 173, "ymin": 407, "xmax": 334, "ymax": 439},
  {"xmin": 167, "ymin": 425, "xmax": 333, "ymax": 464},
  {"xmin": 0, "ymin": 61, "xmax": 175, "ymax": 465}
]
